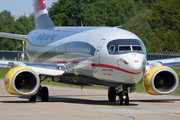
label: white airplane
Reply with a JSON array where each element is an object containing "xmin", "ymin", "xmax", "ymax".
[{"xmin": 0, "ymin": 0, "xmax": 179, "ymax": 105}]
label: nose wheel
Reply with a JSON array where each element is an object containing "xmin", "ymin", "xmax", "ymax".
[
  {"xmin": 108, "ymin": 86, "xmax": 129, "ymax": 105},
  {"xmin": 117, "ymin": 92, "xmax": 129, "ymax": 105}
]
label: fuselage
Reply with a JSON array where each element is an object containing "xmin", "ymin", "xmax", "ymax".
[{"xmin": 26, "ymin": 27, "xmax": 146, "ymax": 87}]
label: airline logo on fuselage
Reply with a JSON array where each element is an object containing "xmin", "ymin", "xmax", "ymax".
[{"xmin": 36, "ymin": 33, "xmax": 56, "ymax": 41}]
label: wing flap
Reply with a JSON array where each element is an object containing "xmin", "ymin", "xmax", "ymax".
[{"xmin": 0, "ymin": 32, "xmax": 27, "ymax": 41}]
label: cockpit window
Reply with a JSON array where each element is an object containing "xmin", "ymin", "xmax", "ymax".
[
  {"xmin": 132, "ymin": 46, "xmax": 142, "ymax": 51},
  {"xmin": 107, "ymin": 39, "xmax": 146, "ymax": 55},
  {"xmin": 119, "ymin": 46, "xmax": 131, "ymax": 51},
  {"xmin": 109, "ymin": 45, "xmax": 115, "ymax": 53}
]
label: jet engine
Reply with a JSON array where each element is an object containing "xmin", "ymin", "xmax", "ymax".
[
  {"xmin": 143, "ymin": 66, "xmax": 179, "ymax": 95},
  {"xmin": 4, "ymin": 67, "xmax": 40, "ymax": 96}
]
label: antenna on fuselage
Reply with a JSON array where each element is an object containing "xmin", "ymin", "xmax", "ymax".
[
  {"xmin": 81, "ymin": 21, "xmax": 83, "ymax": 27},
  {"xmin": 115, "ymin": 26, "xmax": 122, "ymax": 28}
]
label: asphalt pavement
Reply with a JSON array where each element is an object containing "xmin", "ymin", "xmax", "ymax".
[{"xmin": 0, "ymin": 79, "xmax": 180, "ymax": 120}]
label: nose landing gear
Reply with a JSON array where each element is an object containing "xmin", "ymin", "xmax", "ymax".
[
  {"xmin": 117, "ymin": 91, "xmax": 129, "ymax": 105},
  {"xmin": 108, "ymin": 86, "xmax": 130, "ymax": 105}
]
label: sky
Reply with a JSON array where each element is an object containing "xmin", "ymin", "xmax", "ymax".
[{"xmin": 0, "ymin": 0, "xmax": 57, "ymax": 19}]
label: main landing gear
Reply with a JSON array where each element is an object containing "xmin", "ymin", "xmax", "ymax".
[
  {"xmin": 108, "ymin": 85, "xmax": 129, "ymax": 105},
  {"xmin": 29, "ymin": 86, "xmax": 49, "ymax": 102},
  {"xmin": 29, "ymin": 76, "xmax": 49, "ymax": 102}
]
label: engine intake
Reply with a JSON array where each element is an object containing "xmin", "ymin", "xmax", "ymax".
[
  {"xmin": 5, "ymin": 67, "xmax": 40, "ymax": 96},
  {"xmin": 143, "ymin": 66, "xmax": 179, "ymax": 95}
]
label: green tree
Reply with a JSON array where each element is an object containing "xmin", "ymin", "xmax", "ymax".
[
  {"xmin": 146, "ymin": 0, "xmax": 180, "ymax": 38},
  {"xmin": 83, "ymin": 1, "xmax": 107, "ymax": 26},
  {"xmin": 145, "ymin": 0, "xmax": 180, "ymax": 53},
  {"xmin": 49, "ymin": 0, "xmax": 93, "ymax": 26},
  {"xmin": 163, "ymin": 31, "xmax": 180, "ymax": 53},
  {"xmin": 49, "ymin": 0, "xmax": 138, "ymax": 27},
  {"xmin": 48, "ymin": 0, "xmax": 68, "ymax": 26},
  {"xmin": 149, "ymin": 36, "xmax": 161, "ymax": 52},
  {"xmin": 141, "ymin": 38, "xmax": 149, "ymax": 48},
  {"xmin": 0, "ymin": 10, "xmax": 15, "ymax": 50},
  {"xmin": 0, "ymin": 38, "xmax": 15, "ymax": 50},
  {"xmin": 0, "ymin": 11, "xmax": 34, "ymax": 50},
  {"xmin": 122, "ymin": 9, "xmax": 153, "ymax": 42},
  {"xmin": 11, "ymin": 16, "xmax": 34, "ymax": 50},
  {"xmin": 0, "ymin": 10, "xmax": 14, "ymax": 32},
  {"xmin": 11, "ymin": 16, "xmax": 34, "ymax": 35},
  {"xmin": 148, "ymin": 46, "xmax": 157, "ymax": 53},
  {"xmin": 84, "ymin": 0, "xmax": 136, "ymax": 26}
]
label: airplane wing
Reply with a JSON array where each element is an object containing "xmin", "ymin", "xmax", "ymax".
[
  {"xmin": 0, "ymin": 32, "xmax": 27, "ymax": 41},
  {"xmin": 0, "ymin": 60, "xmax": 67, "ymax": 76},
  {"xmin": 147, "ymin": 58, "xmax": 180, "ymax": 67}
]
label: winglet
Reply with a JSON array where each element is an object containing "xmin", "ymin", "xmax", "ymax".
[{"xmin": 33, "ymin": 0, "xmax": 55, "ymax": 29}]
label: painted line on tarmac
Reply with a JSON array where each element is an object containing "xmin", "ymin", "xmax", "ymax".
[
  {"xmin": 85, "ymin": 108, "xmax": 180, "ymax": 114},
  {"xmin": 84, "ymin": 109, "xmax": 134, "ymax": 120},
  {"xmin": 108, "ymin": 113, "xmax": 135, "ymax": 120},
  {"xmin": 169, "ymin": 114, "xmax": 180, "ymax": 117}
]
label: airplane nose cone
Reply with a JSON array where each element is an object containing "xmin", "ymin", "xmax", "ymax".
[{"xmin": 130, "ymin": 60, "xmax": 144, "ymax": 72}]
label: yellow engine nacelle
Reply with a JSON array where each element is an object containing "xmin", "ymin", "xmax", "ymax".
[
  {"xmin": 4, "ymin": 67, "xmax": 40, "ymax": 96},
  {"xmin": 143, "ymin": 66, "xmax": 179, "ymax": 95}
]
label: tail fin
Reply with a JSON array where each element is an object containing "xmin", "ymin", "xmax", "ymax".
[{"xmin": 33, "ymin": 0, "xmax": 55, "ymax": 29}]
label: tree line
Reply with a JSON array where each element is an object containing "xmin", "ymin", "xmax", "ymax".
[
  {"xmin": 0, "ymin": 11, "xmax": 34, "ymax": 50},
  {"xmin": 0, "ymin": 0, "xmax": 180, "ymax": 54}
]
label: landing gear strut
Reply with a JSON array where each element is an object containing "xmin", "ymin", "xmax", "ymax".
[
  {"xmin": 108, "ymin": 85, "xmax": 130, "ymax": 105},
  {"xmin": 29, "ymin": 76, "xmax": 49, "ymax": 102}
]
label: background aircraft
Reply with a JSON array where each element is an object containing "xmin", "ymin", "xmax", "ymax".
[{"xmin": 0, "ymin": 0, "xmax": 179, "ymax": 105}]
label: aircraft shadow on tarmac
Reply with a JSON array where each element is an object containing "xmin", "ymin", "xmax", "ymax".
[
  {"xmin": 131, "ymin": 99, "xmax": 180, "ymax": 103},
  {"xmin": 1, "ymin": 95, "xmax": 180, "ymax": 106},
  {"xmin": 0, "ymin": 95, "xmax": 133, "ymax": 106}
]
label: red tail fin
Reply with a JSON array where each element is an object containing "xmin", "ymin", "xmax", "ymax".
[
  {"xmin": 33, "ymin": 0, "xmax": 55, "ymax": 29},
  {"xmin": 34, "ymin": 0, "xmax": 46, "ymax": 15}
]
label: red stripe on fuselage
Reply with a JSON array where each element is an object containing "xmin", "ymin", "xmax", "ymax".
[
  {"xmin": 33, "ymin": 0, "xmax": 45, "ymax": 14},
  {"xmin": 53, "ymin": 61, "xmax": 86, "ymax": 65},
  {"xmin": 53, "ymin": 61, "xmax": 144, "ymax": 74},
  {"xmin": 91, "ymin": 63, "xmax": 144, "ymax": 74}
]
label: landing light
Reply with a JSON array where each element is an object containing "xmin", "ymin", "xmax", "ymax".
[{"xmin": 123, "ymin": 95, "xmax": 126, "ymax": 99}]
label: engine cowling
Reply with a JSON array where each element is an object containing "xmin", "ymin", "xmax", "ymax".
[
  {"xmin": 143, "ymin": 66, "xmax": 179, "ymax": 95},
  {"xmin": 4, "ymin": 67, "xmax": 40, "ymax": 96}
]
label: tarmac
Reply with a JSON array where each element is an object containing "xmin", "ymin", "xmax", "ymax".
[{"xmin": 0, "ymin": 79, "xmax": 180, "ymax": 120}]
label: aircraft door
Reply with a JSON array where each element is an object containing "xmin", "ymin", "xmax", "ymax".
[{"xmin": 94, "ymin": 39, "xmax": 105, "ymax": 64}]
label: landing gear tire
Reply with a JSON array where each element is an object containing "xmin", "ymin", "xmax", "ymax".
[
  {"xmin": 29, "ymin": 94, "xmax": 37, "ymax": 102},
  {"xmin": 118, "ymin": 92, "xmax": 123, "ymax": 105},
  {"xmin": 124, "ymin": 94, "xmax": 129, "ymax": 105},
  {"xmin": 40, "ymin": 86, "xmax": 49, "ymax": 102},
  {"xmin": 108, "ymin": 87, "xmax": 116, "ymax": 102}
]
